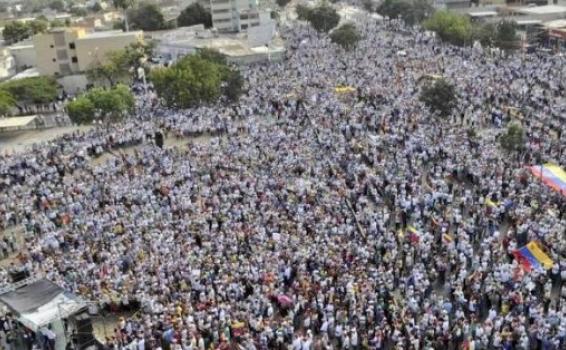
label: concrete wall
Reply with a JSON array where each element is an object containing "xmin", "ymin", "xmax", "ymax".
[
  {"xmin": 8, "ymin": 45, "xmax": 36, "ymax": 70},
  {"xmin": 33, "ymin": 29, "xmax": 84, "ymax": 76},
  {"xmin": 74, "ymin": 32, "xmax": 143, "ymax": 71},
  {"xmin": 57, "ymin": 74, "xmax": 89, "ymax": 95}
]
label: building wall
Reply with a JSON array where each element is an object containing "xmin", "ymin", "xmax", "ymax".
[
  {"xmin": 74, "ymin": 32, "xmax": 143, "ymax": 71},
  {"xmin": 34, "ymin": 29, "xmax": 142, "ymax": 76},
  {"xmin": 33, "ymin": 29, "xmax": 84, "ymax": 76},
  {"xmin": 8, "ymin": 45, "xmax": 36, "ymax": 71},
  {"xmin": 0, "ymin": 49, "xmax": 16, "ymax": 79},
  {"xmin": 210, "ymin": 0, "xmax": 260, "ymax": 32}
]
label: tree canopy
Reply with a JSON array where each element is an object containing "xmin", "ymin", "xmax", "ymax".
[
  {"xmin": 67, "ymin": 84, "xmax": 134, "ymax": 124},
  {"xmin": 177, "ymin": 3, "xmax": 212, "ymax": 28},
  {"xmin": 0, "ymin": 77, "xmax": 59, "ymax": 105},
  {"xmin": 307, "ymin": 4, "xmax": 340, "ymax": 33},
  {"xmin": 419, "ymin": 78, "xmax": 457, "ymax": 118},
  {"xmin": 499, "ymin": 122, "xmax": 526, "ymax": 153},
  {"xmin": 2, "ymin": 20, "xmax": 48, "ymax": 44},
  {"xmin": 48, "ymin": 0, "xmax": 65, "ymax": 11},
  {"xmin": 276, "ymin": 0, "xmax": 291, "ymax": 7},
  {"xmin": 150, "ymin": 51, "xmax": 243, "ymax": 108},
  {"xmin": 377, "ymin": 0, "xmax": 432, "ymax": 25},
  {"xmin": 128, "ymin": 2, "xmax": 167, "ymax": 31},
  {"xmin": 495, "ymin": 20, "xmax": 518, "ymax": 50},
  {"xmin": 296, "ymin": 4, "xmax": 311, "ymax": 21},
  {"xmin": 330, "ymin": 23, "xmax": 361, "ymax": 50},
  {"xmin": 0, "ymin": 90, "xmax": 16, "ymax": 116},
  {"xmin": 86, "ymin": 42, "xmax": 152, "ymax": 86},
  {"xmin": 423, "ymin": 10, "xmax": 472, "ymax": 46}
]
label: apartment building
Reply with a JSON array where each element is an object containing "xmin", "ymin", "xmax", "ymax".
[
  {"xmin": 210, "ymin": 0, "xmax": 261, "ymax": 32},
  {"xmin": 33, "ymin": 28, "xmax": 143, "ymax": 76}
]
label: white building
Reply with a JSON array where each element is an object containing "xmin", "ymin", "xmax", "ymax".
[
  {"xmin": 210, "ymin": 0, "xmax": 262, "ymax": 32},
  {"xmin": 0, "ymin": 48, "xmax": 16, "ymax": 80},
  {"xmin": 151, "ymin": 25, "xmax": 285, "ymax": 65}
]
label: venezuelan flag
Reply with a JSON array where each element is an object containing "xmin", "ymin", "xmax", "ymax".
[
  {"xmin": 530, "ymin": 164, "xmax": 566, "ymax": 197},
  {"xmin": 485, "ymin": 198, "xmax": 499, "ymax": 208},
  {"xmin": 513, "ymin": 241, "xmax": 553, "ymax": 272},
  {"xmin": 407, "ymin": 226, "xmax": 420, "ymax": 243},
  {"xmin": 442, "ymin": 233, "xmax": 453, "ymax": 244}
]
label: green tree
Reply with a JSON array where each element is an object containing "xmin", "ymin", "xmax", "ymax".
[
  {"xmin": 50, "ymin": 19, "xmax": 66, "ymax": 28},
  {"xmin": 86, "ymin": 50, "xmax": 132, "ymax": 87},
  {"xmin": 150, "ymin": 55, "xmax": 224, "ymax": 108},
  {"xmin": 495, "ymin": 20, "xmax": 518, "ymax": 50},
  {"xmin": 0, "ymin": 77, "xmax": 59, "ymax": 105},
  {"xmin": 419, "ymin": 78, "xmax": 457, "ymax": 118},
  {"xmin": 361, "ymin": 0, "xmax": 377, "ymax": 12},
  {"xmin": 423, "ymin": 10, "xmax": 473, "ymax": 46},
  {"xmin": 499, "ymin": 122, "xmax": 525, "ymax": 153},
  {"xmin": 178, "ymin": 3, "xmax": 212, "ymax": 28},
  {"xmin": 330, "ymin": 23, "xmax": 361, "ymax": 50},
  {"xmin": 472, "ymin": 22, "xmax": 496, "ymax": 47},
  {"xmin": 70, "ymin": 6, "xmax": 88, "ymax": 16},
  {"xmin": 128, "ymin": 2, "xmax": 166, "ymax": 31},
  {"xmin": 0, "ymin": 90, "xmax": 16, "ymax": 116},
  {"xmin": 296, "ymin": 4, "xmax": 311, "ymax": 21},
  {"xmin": 2, "ymin": 21, "xmax": 31, "ymax": 44},
  {"xmin": 67, "ymin": 96, "xmax": 95, "ymax": 124},
  {"xmin": 150, "ymin": 52, "xmax": 244, "ymax": 108},
  {"xmin": 48, "ymin": 0, "xmax": 65, "ymax": 11},
  {"xmin": 222, "ymin": 68, "xmax": 243, "ymax": 103},
  {"xmin": 29, "ymin": 20, "xmax": 48, "ymax": 34},
  {"xmin": 67, "ymin": 84, "xmax": 134, "ymax": 124},
  {"xmin": 113, "ymin": 0, "xmax": 135, "ymax": 31},
  {"xmin": 276, "ymin": 0, "xmax": 291, "ymax": 7},
  {"xmin": 90, "ymin": 2, "xmax": 103, "ymax": 12},
  {"xmin": 307, "ymin": 4, "xmax": 340, "ymax": 33},
  {"xmin": 198, "ymin": 48, "xmax": 227, "ymax": 65}
]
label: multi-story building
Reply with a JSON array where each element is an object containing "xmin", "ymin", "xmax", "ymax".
[
  {"xmin": 33, "ymin": 28, "xmax": 143, "ymax": 76},
  {"xmin": 210, "ymin": 0, "xmax": 261, "ymax": 32}
]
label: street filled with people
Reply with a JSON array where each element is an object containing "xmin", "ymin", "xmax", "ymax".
[{"xmin": 0, "ymin": 13, "xmax": 566, "ymax": 350}]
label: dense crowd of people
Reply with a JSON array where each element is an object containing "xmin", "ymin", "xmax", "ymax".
[{"xmin": 0, "ymin": 10, "xmax": 566, "ymax": 350}]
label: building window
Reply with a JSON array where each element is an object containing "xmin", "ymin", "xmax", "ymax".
[
  {"xmin": 241, "ymin": 24, "xmax": 248, "ymax": 29},
  {"xmin": 71, "ymin": 56, "xmax": 78, "ymax": 63},
  {"xmin": 56, "ymin": 49, "xmax": 68, "ymax": 60},
  {"xmin": 59, "ymin": 63, "xmax": 72, "ymax": 75},
  {"xmin": 69, "ymin": 43, "xmax": 75, "ymax": 49},
  {"xmin": 54, "ymin": 33, "xmax": 66, "ymax": 47},
  {"xmin": 50, "ymin": 45, "xmax": 54, "ymax": 48},
  {"xmin": 52, "ymin": 58, "xmax": 56, "ymax": 62}
]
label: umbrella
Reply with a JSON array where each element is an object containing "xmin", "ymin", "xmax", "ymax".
[{"xmin": 277, "ymin": 294, "xmax": 293, "ymax": 307}]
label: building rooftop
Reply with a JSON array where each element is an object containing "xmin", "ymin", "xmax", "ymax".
[
  {"xmin": 515, "ymin": 5, "xmax": 566, "ymax": 15},
  {"xmin": 544, "ymin": 19, "xmax": 566, "ymax": 29},
  {"xmin": 82, "ymin": 30, "xmax": 143, "ymax": 39},
  {"xmin": 468, "ymin": 11, "xmax": 498, "ymax": 17}
]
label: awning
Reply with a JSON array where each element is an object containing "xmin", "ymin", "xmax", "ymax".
[
  {"xmin": 0, "ymin": 116, "xmax": 37, "ymax": 130},
  {"xmin": 0, "ymin": 279, "xmax": 86, "ymax": 331}
]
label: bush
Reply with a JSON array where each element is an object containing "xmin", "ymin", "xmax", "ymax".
[
  {"xmin": 296, "ymin": 4, "xmax": 311, "ymax": 21},
  {"xmin": 423, "ymin": 11, "xmax": 473, "ymax": 46},
  {"xmin": 499, "ymin": 123, "xmax": 525, "ymax": 153},
  {"xmin": 419, "ymin": 78, "xmax": 457, "ymax": 118},
  {"xmin": 67, "ymin": 84, "xmax": 134, "ymax": 124},
  {"xmin": 277, "ymin": 0, "xmax": 291, "ymax": 7},
  {"xmin": 177, "ymin": 3, "xmax": 212, "ymax": 28},
  {"xmin": 0, "ymin": 77, "xmax": 58, "ymax": 105},
  {"xmin": 307, "ymin": 4, "xmax": 340, "ymax": 33},
  {"xmin": 330, "ymin": 23, "xmax": 361, "ymax": 50},
  {"xmin": 150, "ymin": 51, "xmax": 243, "ymax": 108}
]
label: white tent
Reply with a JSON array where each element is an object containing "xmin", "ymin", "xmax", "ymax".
[{"xmin": 0, "ymin": 279, "xmax": 86, "ymax": 332}]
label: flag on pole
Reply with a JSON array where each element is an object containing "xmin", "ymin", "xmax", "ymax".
[{"xmin": 512, "ymin": 241, "xmax": 554, "ymax": 272}]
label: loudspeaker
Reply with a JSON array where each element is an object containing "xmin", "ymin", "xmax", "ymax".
[
  {"xmin": 155, "ymin": 131, "xmax": 164, "ymax": 149},
  {"xmin": 10, "ymin": 270, "xmax": 28, "ymax": 283},
  {"xmin": 75, "ymin": 312, "xmax": 93, "ymax": 334}
]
